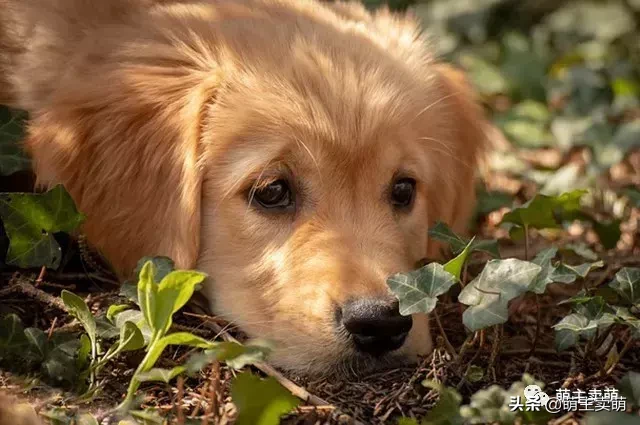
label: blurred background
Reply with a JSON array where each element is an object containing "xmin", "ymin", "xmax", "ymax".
[{"xmin": 351, "ymin": 0, "xmax": 640, "ymax": 253}]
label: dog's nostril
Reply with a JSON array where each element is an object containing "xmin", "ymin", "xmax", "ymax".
[{"xmin": 341, "ymin": 298, "xmax": 412, "ymax": 356}]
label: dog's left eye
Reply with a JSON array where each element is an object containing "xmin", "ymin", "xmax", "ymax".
[
  {"xmin": 391, "ymin": 178, "xmax": 416, "ymax": 208},
  {"xmin": 252, "ymin": 180, "xmax": 293, "ymax": 209}
]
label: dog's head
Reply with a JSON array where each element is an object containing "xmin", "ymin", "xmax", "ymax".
[{"xmin": 23, "ymin": 1, "xmax": 488, "ymax": 375}]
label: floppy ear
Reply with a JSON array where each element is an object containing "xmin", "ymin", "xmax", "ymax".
[
  {"xmin": 23, "ymin": 24, "xmax": 221, "ymax": 276},
  {"xmin": 425, "ymin": 63, "xmax": 490, "ymax": 256}
]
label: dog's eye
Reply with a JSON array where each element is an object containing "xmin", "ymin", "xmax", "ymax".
[
  {"xmin": 391, "ymin": 178, "xmax": 416, "ymax": 208},
  {"xmin": 252, "ymin": 180, "xmax": 292, "ymax": 209}
]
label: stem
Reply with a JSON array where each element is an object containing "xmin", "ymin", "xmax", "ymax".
[
  {"xmin": 35, "ymin": 266, "xmax": 46, "ymax": 286},
  {"xmin": 433, "ymin": 309, "xmax": 458, "ymax": 361},
  {"xmin": 528, "ymin": 294, "xmax": 541, "ymax": 358},
  {"xmin": 523, "ymin": 224, "xmax": 530, "ymax": 261},
  {"xmin": 605, "ymin": 332, "xmax": 635, "ymax": 376},
  {"xmin": 118, "ymin": 334, "xmax": 161, "ymax": 411}
]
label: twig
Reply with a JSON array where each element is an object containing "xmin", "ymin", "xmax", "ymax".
[
  {"xmin": 35, "ymin": 266, "xmax": 46, "ymax": 287},
  {"xmin": 488, "ymin": 325, "xmax": 503, "ymax": 381},
  {"xmin": 194, "ymin": 314, "xmax": 366, "ymax": 425},
  {"xmin": 528, "ymin": 294, "xmax": 541, "ymax": 358},
  {"xmin": 0, "ymin": 278, "xmax": 66, "ymax": 312},
  {"xmin": 176, "ymin": 376, "xmax": 185, "ymax": 425},
  {"xmin": 47, "ymin": 317, "xmax": 58, "ymax": 340},
  {"xmin": 206, "ymin": 361, "xmax": 220, "ymax": 424},
  {"xmin": 433, "ymin": 310, "xmax": 458, "ymax": 361}
]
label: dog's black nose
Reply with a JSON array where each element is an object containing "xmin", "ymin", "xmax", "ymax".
[{"xmin": 341, "ymin": 298, "xmax": 412, "ymax": 356}]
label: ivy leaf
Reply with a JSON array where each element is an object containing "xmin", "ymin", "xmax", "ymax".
[
  {"xmin": 0, "ymin": 106, "xmax": 31, "ymax": 176},
  {"xmin": 420, "ymin": 380, "xmax": 463, "ymax": 425},
  {"xmin": 0, "ymin": 313, "xmax": 27, "ymax": 355},
  {"xmin": 61, "ymin": 290, "xmax": 97, "ymax": 352},
  {"xmin": 608, "ymin": 268, "xmax": 640, "ymax": 306},
  {"xmin": 592, "ymin": 219, "xmax": 622, "ymax": 250},
  {"xmin": 553, "ymin": 313, "xmax": 592, "ymax": 351},
  {"xmin": 428, "ymin": 221, "xmax": 500, "ymax": 258},
  {"xmin": 552, "ymin": 261, "xmax": 604, "ymax": 282},
  {"xmin": 24, "ymin": 328, "xmax": 47, "ymax": 362},
  {"xmin": 501, "ymin": 190, "xmax": 587, "ymax": 232},
  {"xmin": 388, "ymin": 263, "xmax": 458, "ymax": 316},
  {"xmin": 0, "ymin": 185, "xmax": 85, "ymax": 269},
  {"xmin": 231, "ymin": 372, "xmax": 300, "ymax": 425},
  {"xmin": 617, "ymin": 371, "xmax": 640, "ymax": 408},
  {"xmin": 458, "ymin": 259, "xmax": 541, "ymax": 331}
]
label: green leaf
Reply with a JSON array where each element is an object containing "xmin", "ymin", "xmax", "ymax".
[
  {"xmin": 24, "ymin": 328, "xmax": 47, "ymax": 361},
  {"xmin": 465, "ymin": 365, "xmax": 485, "ymax": 384},
  {"xmin": 137, "ymin": 366, "xmax": 186, "ymax": 383},
  {"xmin": 560, "ymin": 243, "xmax": 599, "ymax": 261},
  {"xmin": 0, "ymin": 313, "xmax": 27, "ymax": 353},
  {"xmin": 458, "ymin": 259, "xmax": 541, "ymax": 331},
  {"xmin": 231, "ymin": 372, "xmax": 300, "ymax": 425},
  {"xmin": 142, "ymin": 332, "xmax": 215, "ymax": 373},
  {"xmin": 0, "ymin": 185, "xmax": 85, "ymax": 269},
  {"xmin": 592, "ymin": 219, "xmax": 622, "ymax": 250},
  {"xmin": 153, "ymin": 270, "xmax": 207, "ymax": 335},
  {"xmin": 388, "ymin": 263, "xmax": 458, "ymax": 316},
  {"xmin": 501, "ymin": 190, "xmax": 587, "ymax": 231},
  {"xmin": 137, "ymin": 261, "xmax": 158, "ymax": 334},
  {"xmin": 118, "ymin": 321, "xmax": 145, "ymax": 353},
  {"xmin": 0, "ymin": 106, "xmax": 31, "ymax": 176},
  {"xmin": 112, "ymin": 309, "xmax": 153, "ymax": 344},
  {"xmin": 457, "ymin": 53, "xmax": 508, "ymax": 97},
  {"xmin": 187, "ymin": 340, "xmax": 272, "ymax": 372},
  {"xmin": 617, "ymin": 371, "xmax": 640, "ymax": 408},
  {"xmin": 121, "ymin": 257, "xmax": 176, "ymax": 305},
  {"xmin": 608, "ymin": 268, "xmax": 640, "ymax": 306},
  {"xmin": 443, "ymin": 237, "xmax": 474, "ymax": 279},
  {"xmin": 107, "ymin": 304, "xmax": 131, "ymax": 323},
  {"xmin": 61, "ymin": 290, "xmax": 97, "ymax": 350},
  {"xmin": 77, "ymin": 334, "xmax": 91, "ymax": 370},
  {"xmin": 420, "ymin": 380, "xmax": 463, "ymax": 425},
  {"xmin": 428, "ymin": 222, "xmax": 499, "ymax": 258}
]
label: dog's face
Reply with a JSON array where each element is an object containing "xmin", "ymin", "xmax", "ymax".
[
  {"xmin": 19, "ymin": 0, "xmax": 487, "ymax": 376},
  {"xmin": 195, "ymin": 55, "xmax": 483, "ymax": 374}
]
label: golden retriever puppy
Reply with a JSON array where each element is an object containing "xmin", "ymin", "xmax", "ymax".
[{"xmin": 0, "ymin": 0, "xmax": 488, "ymax": 375}]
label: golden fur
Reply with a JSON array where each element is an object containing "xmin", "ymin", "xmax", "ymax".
[{"xmin": 0, "ymin": 0, "xmax": 488, "ymax": 375}]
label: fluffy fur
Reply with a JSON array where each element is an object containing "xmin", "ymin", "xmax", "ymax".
[{"xmin": 0, "ymin": 0, "xmax": 488, "ymax": 375}]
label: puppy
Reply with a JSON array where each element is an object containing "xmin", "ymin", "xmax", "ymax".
[{"xmin": 0, "ymin": 0, "xmax": 488, "ymax": 375}]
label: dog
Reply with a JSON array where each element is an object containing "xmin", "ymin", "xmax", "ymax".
[{"xmin": 0, "ymin": 0, "xmax": 488, "ymax": 376}]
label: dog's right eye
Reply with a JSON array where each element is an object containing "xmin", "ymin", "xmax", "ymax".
[{"xmin": 251, "ymin": 180, "xmax": 293, "ymax": 209}]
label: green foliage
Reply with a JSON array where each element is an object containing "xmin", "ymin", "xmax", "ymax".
[
  {"xmin": 231, "ymin": 372, "xmax": 301, "ymax": 425},
  {"xmin": 501, "ymin": 190, "xmax": 586, "ymax": 235},
  {"xmin": 420, "ymin": 380, "xmax": 463, "ymax": 425},
  {"xmin": 0, "ymin": 314, "xmax": 87, "ymax": 388},
  {"xmin": 608, "ymin": 268, "xmax": 640, "ymax": 307},
  {"xmin": 458, "ymin": 259, "xmax": 541, "ymax": 331},
  {"xmin": 0, "ymin": 106, "xmax": 31, "ymax": 176},
  {"xmin": 428, "ymin": 221, "xmax": 500, "ymax": 258},
  {"xmin": 0, "ymin": 185, "xmax": 85, "ymax": 269},
  {"xmin": 388, "ymin": 263, "xmax": 458, "ymax": 316}
]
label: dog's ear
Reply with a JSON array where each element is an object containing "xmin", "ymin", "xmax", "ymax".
[
  {"xmin": 24, "ymin": 29, "xmax": 221, "ymax": 276},
  {"xmin": 425, "ymin": 63, "xmax": 489, "ymax": 256}
]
